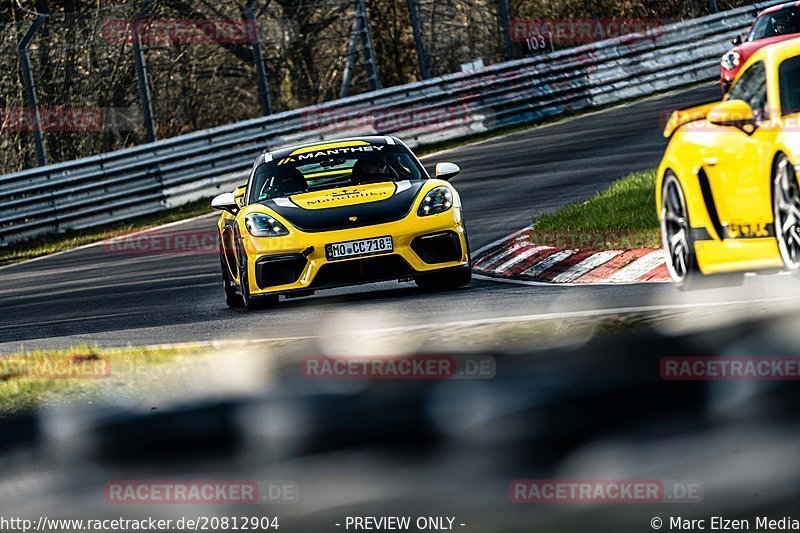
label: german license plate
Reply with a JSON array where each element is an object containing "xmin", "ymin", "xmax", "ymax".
[{"xmin": 326, "ymin": 236, "xmax": 393, "ymax": 261}]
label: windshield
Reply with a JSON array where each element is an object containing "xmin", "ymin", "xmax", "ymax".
[
  {"xmin": 748, "ymin": 7, "xmax": 800, "ymax": 41},
  {"xmin": 249, "ymin": 144, "xmax": 427, "ymax": 203}
]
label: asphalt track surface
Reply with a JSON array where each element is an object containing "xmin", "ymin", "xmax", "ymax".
[{"xmin": 7, "ymin": 83, "xmax": 795, "ymax": 352}]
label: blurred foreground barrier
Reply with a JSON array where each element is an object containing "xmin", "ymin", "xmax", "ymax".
[{"xmin": 0, "ymin": 1, "xmax": 780, "ymax": 245}]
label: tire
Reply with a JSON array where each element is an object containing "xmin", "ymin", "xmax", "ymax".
[
  {"xmin": 415, "ymin": 265, "xmax": 472, "ymax": 291},
  {"xmin": 239, "ymin": 254, "xmax": 279, "ymax": 310},
  {"xmin": 661, "ymin": 172, "xmax": 743, "ymax": 290},
  {"xmin": 772, "ymin": 153, "xmax": 800, "ymax": 272},
  {"xmin": 661, "ymin": 172, "xmax": 701, "ymax": 289},
  {"xmin": 220, "ymin": 252, "xmax": 243, "ymax": 309}
]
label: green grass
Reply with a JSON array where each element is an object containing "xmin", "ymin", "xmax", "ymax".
[
  {"xmin": 531, "ymin": 169, "xmax": 661, "ymax": 250},
  {"xmin": 0, "ymin": 197, "xmax": 216, "ymax": 267},
  {"xmin": 0, "ymin": 344, "xmax": 206, "ymax": 416}
]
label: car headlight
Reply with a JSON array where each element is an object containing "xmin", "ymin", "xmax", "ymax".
[
  {"xmin": 721, "ymin": 50, "xmax": 740, "ymax": 71},
  {"xmin": 244, "ymin": 213, "xmax": 290, "ymax": 237},
  {"xmin": 418, "ymin": 186, "xmax": 454, "ymax": 217}
]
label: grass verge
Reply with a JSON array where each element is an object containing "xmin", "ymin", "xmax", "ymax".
[
  {"xmin": 531, "ymin": 168, "xmax": 661, "ymax": 249},
  {"xmin": 0, "ymin": 197, "xmax": 216, "ymax": 267},
  {"xmin": 0, "ymin": 344, "xmax": 205, "ymax": 416}
]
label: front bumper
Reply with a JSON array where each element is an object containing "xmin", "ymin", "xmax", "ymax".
[{"xmin": 242, "ymin": 211, "xmax": 469, "ymax": 295}]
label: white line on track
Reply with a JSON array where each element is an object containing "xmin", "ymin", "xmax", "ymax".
[
  {"xmin": 471, "ymin": 228, "xmax": 529, "ymax": 258},
  {"xmin": 477, "ymin": 241, "xmax": 532, "ymax": 270},
  {"xmin": 0, "ymin": 312, "xmax": 143, "ymax": 330}
]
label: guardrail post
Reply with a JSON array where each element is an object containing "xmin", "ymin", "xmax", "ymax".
[
  {"xmin": 496, "ymin": 0, "xmax": 515, "ymax": 60},
  {"xmin": 354, "ymin": 0, "xmax": 381, "ymax": 91},
  {"xmin": 246, "ymin": 1, "xmax": 272, "ymax": 116},
  {"xmin": 18, "ymin": 15, "xmax": 48, "ymax": 167},
  {"xmin": 407, "ymin": 0, "xmax": 430, "ymax": 80},
  {"xmin": 132, "ymin": 2, "xmax": 157, "ymax": 143},
  {"xmin": 341, "ymin": 13, "xmax": 360, "ymax": 98}
]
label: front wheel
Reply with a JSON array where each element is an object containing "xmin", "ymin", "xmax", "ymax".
[
  {"xmin": 240, "ymin": 251, "xmax": 279, "ymax": 310},
  {"xmin": 220, "ymin": 249, "xmax": 243, "ymax": 309},
  {"xmin": 661, "ymin": 172, "xmax": 701, "ymax": 289},
  {"xmin": 661, "ymin": 172, "xmax": 744, "ymax": 290},
  {"xmin": 772, "ymin": 154, "xmax": 800, "ymax": 272}
]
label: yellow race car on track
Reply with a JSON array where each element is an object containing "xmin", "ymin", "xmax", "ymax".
[
  {"xmin": 211, "ymin": 136, "xmax": 470, "ymax": 309},
  {"xmin": 658, "ymin": 37, "xmax": 800, "ymax": 288}
]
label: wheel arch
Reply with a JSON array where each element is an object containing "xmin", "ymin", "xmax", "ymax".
[
  {"xmin": 769, "ymin": 150, "xmax": 791, "ymax": 217},
  {"xmin": 656, "ymin": 166, "xmax": 676, "ymax": 211}
]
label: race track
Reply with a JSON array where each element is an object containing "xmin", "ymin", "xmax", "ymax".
[{"xmin": 6, "ymin": 83, "xmax": 784, "ymax": 352}]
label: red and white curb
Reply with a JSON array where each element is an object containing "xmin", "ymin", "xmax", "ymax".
[{"xmin": 473, "ymin": 229, "xmax": 670, "ymax": 285}]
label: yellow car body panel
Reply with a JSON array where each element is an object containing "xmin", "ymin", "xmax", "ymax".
[
  {"xmin": 219, "ymin": 180, "xmax": 467, "ymax": 296},
  {"xmin": 657, "ymin": 37, "xmax": 800, "ymax": 276},
  {"xmin": 215, "ymin": 137, "xmax": 470, "ymax": 302}
]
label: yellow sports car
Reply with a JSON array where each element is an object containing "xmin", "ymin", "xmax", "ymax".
[
  {"xmin": 211, "ymin": 136, "xmax": 470, "ymax": 309},
  {"xmin": 658, "ymin": 36, "xmax": 800, "ymax": 288}
]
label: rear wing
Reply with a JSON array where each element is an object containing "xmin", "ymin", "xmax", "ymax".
[{"xmin": 663, "ymin": 102, "xmax": 719, "ymax": 138}]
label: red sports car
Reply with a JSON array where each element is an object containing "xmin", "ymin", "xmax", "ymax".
[{"xmin": 721, "ymin": 2, "xmax": 800, "ymax": 93}]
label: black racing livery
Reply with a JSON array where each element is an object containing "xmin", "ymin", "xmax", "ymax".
[{"xmin": 259, "ymin": 180, "xmax": 427, "ymax": 232}]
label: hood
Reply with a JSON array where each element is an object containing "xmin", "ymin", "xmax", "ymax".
[
  {"xmin": 740, "ymin": 33, "xmax": 800, "ymax": 53},
  {"xmin": 259, "ymin": 180, "xmax": 427, "ymax": 232},
  {"xmin": 736, "ymin": 33, "xmax": 800, "ymax": 62},
  {"xmin": 290, "ymin": 182, "xmax": 398, "ymax": 210}
]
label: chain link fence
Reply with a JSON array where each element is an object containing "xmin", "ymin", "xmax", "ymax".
[{"xmin": 415, "ymin": 0, "xmax": 505, "ymax": 77}]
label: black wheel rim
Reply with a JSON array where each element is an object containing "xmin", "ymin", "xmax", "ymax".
[
  {"xmin": 661, "ymin": 176, "xmax": 690, "ymax": 282},
  {"xmin": 773, "ymin": 157, "xmax": 800, "ymax": 270}
]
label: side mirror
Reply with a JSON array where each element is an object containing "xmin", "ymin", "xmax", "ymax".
[
  {"xmin": 707, "ymin": 99, "xmax": 755, "ymax": 132},
  {"xmin": 435, "ymin": 162, "xmax": 461, "ymax": 181},
  {"xmin": 211, "ymin": 192, "xmax": 239, "ymax": 215},
  {"xmin": 732, "ymin": 34, "xmax": 743, "ymax": 46},
  {"xmin": 233, "ymin": 184, "xmax": 247, "ymax": 208}
]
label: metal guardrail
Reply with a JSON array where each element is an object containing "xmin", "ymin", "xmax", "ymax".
[{"xmin": 0, "ymin": 1, "xmax": 780, "ymax": 245}]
